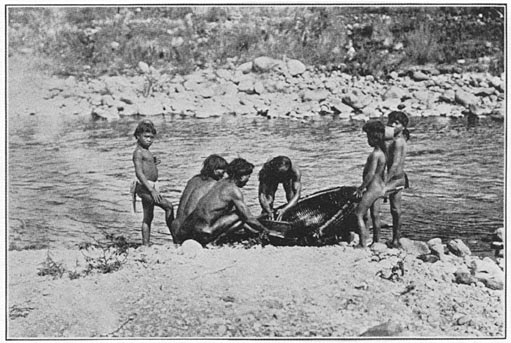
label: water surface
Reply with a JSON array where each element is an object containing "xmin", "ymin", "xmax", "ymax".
[{"xmin": 8, "ymin": 112, "xmax": 504, "ymax": 255}]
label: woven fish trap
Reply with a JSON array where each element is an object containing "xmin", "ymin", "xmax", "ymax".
[{"xmin": 261, "ymin": 186, "xmax": 359, "ymax": 245}]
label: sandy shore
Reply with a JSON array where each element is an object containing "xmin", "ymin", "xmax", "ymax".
[{"xmin": 7, "ymin": 241, "xmax": 504, "ymax": 338}]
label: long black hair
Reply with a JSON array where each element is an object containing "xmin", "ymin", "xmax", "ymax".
[{"xmin": 259, "ymin": 156, "xmax": 292, "ymax": 183}]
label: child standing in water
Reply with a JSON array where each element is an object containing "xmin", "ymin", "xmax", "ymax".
[
  {"xmin": 385, "ymin": 111, "xmax": 410, "ymax": 248},
  {"xmin": 132, "ymin": 120, "xmax": 174, "ymax": 245},
  {"xmin": 354, "ymin": 120, "xmax": 387, "ymax": 247}
]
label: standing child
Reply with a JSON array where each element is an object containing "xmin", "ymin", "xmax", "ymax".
[
  {"xmin": 354, "ymin": 120, "xmax": 387, "ymax": 247},
  {"xmin": 385, "ymin": 111, "xmax": 410, "ymax": 248},
  {"xmin": 132, "ymin": 120, "xmax": 174, "ymax": 246}
]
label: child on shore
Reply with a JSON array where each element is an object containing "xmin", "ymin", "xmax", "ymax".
[
  {"xmin": 385, "ymin": 111, "xmax": 410, "ymax": 248},
  {"xmin": 132, "ymin": 119, "xmax": 174, "ymax": 246},
  {"xmin": 354, "ymin": 120, "xmax": 387, "ymax": 247}
]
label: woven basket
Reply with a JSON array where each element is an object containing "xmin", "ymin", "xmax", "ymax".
[{"xmin": 260, "ymin": 186, "xmax": 359, "ymax": 245}]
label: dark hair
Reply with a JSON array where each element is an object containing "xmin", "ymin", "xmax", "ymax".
[
  {"xmin": 200, "ymin": 154, "xmax": 228, "ymax": 179},
  {"xmin": 134, "ymin": 119, "xmax": 156, "ymax": 137},
  {"xmin": 388, "ymin": 111, "xmax": 410, "ymax": 140},
  {"xmin": 227, "ymin": 158, "xmax": 254, "ymax": 179},
  {"xmin": 259, "ymin": 156, "xmax": 292, "ymax": 183},
  {"xmin": 363, "ymin": 120, "xmax": 387, "ymax": 154}
]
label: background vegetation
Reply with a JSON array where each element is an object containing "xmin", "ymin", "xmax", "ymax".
[{"xmin": 8, "ymin": 6, "xmax": 505, "ymax": 78}]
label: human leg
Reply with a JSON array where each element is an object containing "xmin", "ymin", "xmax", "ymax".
[
  {"xmin": 155, "ymin": 197, "xmax": 175, "ymax": 236},
  {"xmin": 370, "ymin": 198, "xmax": 383, "ymax": 243},
  {"xmin": 140, "ymin": 197, "xmax": 155, "ymax": 246},
  {"xmin": 389, "ymin": 191, "xmax": 403, "ymax": 247}
]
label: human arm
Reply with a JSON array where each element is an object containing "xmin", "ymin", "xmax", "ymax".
[
  {"xmin": 233, "ymin": 188, "xmax": 269, "ymax": 233},
  {"xmin": 258, "ymin": 182, "xmax": 275, "ymax": 220},
  {"xmin": 385, "ymin": 126, "xmax": 395, "ymax": 140},
  {"xmin": 133, "ymin": 149, "xmax": 162, "ymax": 203},
  {"xmin": 355, "ymin": 154, "xmax": 377, "ymax": 198},
  {"xmin": 385, "ymin": 139, "xmax": 405, "ymax": 183},
  {"xmin": 276, "ymin": 168, "xmax": 302, "ymax": 220}
]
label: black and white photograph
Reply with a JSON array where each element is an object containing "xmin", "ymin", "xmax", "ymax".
[{"xmin": 4, "ymin": 4, "xmax": 506, "ymax": 339}]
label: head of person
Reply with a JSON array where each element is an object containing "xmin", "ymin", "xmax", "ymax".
[
  {"xmin": 387, "ymin": 111, "xmax": 410, "ymax": 140},
  {"xmin": 134, "ymin": 120, "xmax": 157, "ymax": 148},
  {"xmin": 227, "ymin": 158, "xmax": 255, "ymax": 187},
  {"xmin": 362, "ymin": 120, "xmax": 386, "ymax": 148},
  {"xmin": 200, "ymin": 154, "xmax": 228, "ymax": 181},
  {"xmin": 259, "ymin": 156, "xmax": 292, "ymax": 183}
]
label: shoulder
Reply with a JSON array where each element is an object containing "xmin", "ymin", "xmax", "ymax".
[{"xmin": 292, "ymin": 165, "xmax": 301, "ymax": 178}]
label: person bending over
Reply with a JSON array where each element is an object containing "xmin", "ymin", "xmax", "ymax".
[{"xmin": 258, "ymin": 156, "xmax": 302, "ymax": 221}]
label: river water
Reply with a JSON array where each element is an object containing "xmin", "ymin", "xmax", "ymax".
[{"xmin": 8, "ymin": 112, "xmax": 504, "ymax": 256}]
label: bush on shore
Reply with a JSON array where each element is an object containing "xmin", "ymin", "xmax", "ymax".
[{"xmin": 8, "ymin": 6, "xmax": 504, "ymax": 78}]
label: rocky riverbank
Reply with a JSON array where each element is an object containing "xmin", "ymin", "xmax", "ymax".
[
  {"xmin": 8, "ymin": 236, "xmax": 504, "ymax": 338},
  {"xmin": 16, "ymin": 53, "xmax": 504, "ymax": 123}
]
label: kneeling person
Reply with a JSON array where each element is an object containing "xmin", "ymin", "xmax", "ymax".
[
  {"xmin": 176, "ymin": 158, "xmax": 269, "ymax": 246},
  {"xmin": 170, "ymin": 154, "xmax": 227, "ymax": 241}
]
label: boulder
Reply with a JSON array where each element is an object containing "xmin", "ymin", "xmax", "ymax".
[
  {"xmin": 238, "ymin": 79, "xmax": 256, "ymax": 94},
  {"xmin": 411, "ymin": 71, "xmax": 429, "ymax": 81},
  {"xmin": 301, "ymin": 89, "xmax": 330, "ymax": 102},
  {"xmin": 252, "ymin": 56, "xmax": 278, "ymax": 73},
  {"xmin": 216, "ymin": 69, "xmax": 233, "ymax": 81},
  {"xmin": 398, "ymin": 238, "xmax": 430, "ymax": 256},
  {"xmin": 237, "ymin": 61, "xmax": 253, "ymax": 74},
  {"xmin": 287, "ymin": 59, "xmax": 306, "ymax": 76},
  {"xmin": 427, "ymin": 238, "xmax": 445, "ymax": 258},
  {"xmin": 195, "ymin": 99, "xmax": 225, "ymax": 118},
  {"xmin": 91, "ymin": 106, "xmax": 119, "ymax": 121},
  {"xmin": 470, "ymin": 257, "xmax": 504, "ymax": 290},
  {"xmin": 327, "ymin": 98, "xmax": 354, "ymax": 115},
  {"xmin": 360, "ymin": 321, "xmax": 403, "ymax": 337},
  {"xmin": 447, "ymin": 239, "xmax": 471, "ymax": 257},
  {"xmin": 382, "ymin": 86, "xmax": 406, "ymax": 101},
  {"xmin": 455, "ymin": 90, "xmax": 479, "ymax": 108},
  {"xmin": 138, "ymin": 98, "xmax": 165, "ymax": 116},
  {"xmin": 454, "ymin": 270, "xmax": 477, "ymax": 286},
  {"xmin": 342, "ymin": 90, "xmax": 372, "ymax": 111},
  {"xmin": 180, "ymin": 239, "xmax": 203, "ymax": 258},
  {"xmin": 169, "ymin": 97, "xmax": 196, "ymax": 115}
]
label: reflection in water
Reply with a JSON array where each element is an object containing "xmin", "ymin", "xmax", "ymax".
[{"xmin": 8, "ymin": 113, "xmax": 504, "ymax": 255}]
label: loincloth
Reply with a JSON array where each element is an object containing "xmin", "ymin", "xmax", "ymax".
[{"xmin": 130, "ymin": 180, "xmax": 157, "ymax": 212}]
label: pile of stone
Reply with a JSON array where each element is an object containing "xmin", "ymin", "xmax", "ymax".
[{"xmin": 37, "ymin": 56, "xmax": 504, "ymax": 123}]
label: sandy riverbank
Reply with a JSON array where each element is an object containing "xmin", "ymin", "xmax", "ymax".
[{"xmin": 7, "ymin": 240, "xmax": 504, "ymax": 338}]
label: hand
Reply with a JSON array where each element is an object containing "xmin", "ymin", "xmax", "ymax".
[
  {"xmin": 153, "ymin": 156, "xmax": 161, "ymax": 165},
  {"xmin": 275, "ymin": 209, "xmax": 285, "ymax": 221},
  {"xmin": 354, "ymin": 187, "xmax": 364, "ymax": 199},
  {"xmin": 151, "ymin": 189, "xmax": 162, "ymax": 203}
]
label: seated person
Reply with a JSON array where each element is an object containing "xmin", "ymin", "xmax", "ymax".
[
  {"xmin": 258, "ymin": 156, "xmax": 302, "ymax": 221},
  {"xmin": 170, "ymin": 154, "xmax": 227, "ymax": 242},
  {"xmin": 175, "ymin": 158, "xmax": 270, "ymax": 246}
]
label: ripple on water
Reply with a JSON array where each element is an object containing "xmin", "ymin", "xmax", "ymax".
[{"xmin": 8, "ymin": 115, "xmax": 504, "ymax": 254}]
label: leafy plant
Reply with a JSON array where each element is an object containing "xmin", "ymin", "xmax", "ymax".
[{"xmin": 37, "ymin": 252, "xmax": 66, "ymax": 279}]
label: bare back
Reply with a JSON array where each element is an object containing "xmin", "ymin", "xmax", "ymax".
[{"xmin": 193, "ymin": 179, "xmax": 240, "ymax": 225}]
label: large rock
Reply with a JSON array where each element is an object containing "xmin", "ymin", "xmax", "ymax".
[
  {"xmin": 360, "ymin": 321, "xmax": 403, "ymax": 337},
  {"xmin": 237, "ymin": 61, "xmax": 253, "ymax": 74},
  {"xmin": 411, "ymin": 70, "xmax": 429, "ymax": 81},
  {"xmin": 427, "ymin": 238, "xmax": 445, "ymax": 258},
  {"xmin": 470, "ymin": 257, "xmax": 504, "ymax": 290},
  {"xmin": 382, "ymin": 86, "xmax": 406, "ymax": 101},
  {"xmin": 301, "ymin": 89, "xmax": 330, "ymax": 102},
  {"xmin": 399, "ymin": 238, "xmax": 430, "ymax": 256},
  {"xmin": 287, "ymin": 59, "xmax": 306, "ymax": 76},
  {"xmin": 252, "ymin": 56, "xmax": 278, "ymax": 73},
  {"xmin": 195, "ymin": 99, "xmax": 225, "ymax": 118},
  {"xmin": 447, "ymin": 239, "xmax": 471, "ymax": 257},
  {"xmin": 238, "ymin": 79, "xmax": 256, "ymax": 94},
  {"xmin": 91, "ymin": 106, "xmax": 119, "ymax": 121},
  {"xmin": 138, "ymin": 98, "xmax": 165, "ymax": 116},
  {"xmin": 342, "ymin": 90, "xmax": 372, "ymax": 111},
  {"xmin": 455, "ymin": 90, "xmax": 479, "ymax": 108}
]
